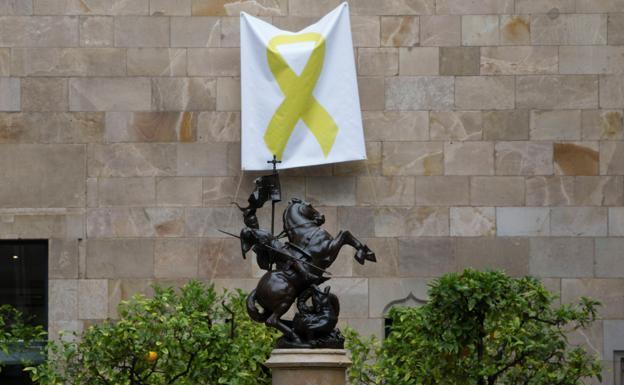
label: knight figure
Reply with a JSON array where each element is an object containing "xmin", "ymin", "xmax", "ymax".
[{"xmin": 226, "ymin": 160, "xmax": 376, "ymax": 349}]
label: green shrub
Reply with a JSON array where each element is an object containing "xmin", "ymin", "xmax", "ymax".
[
  {"xmin": 346, "ymin": 270, "xmax": 602, "ymax": 385},
  {"xmin": 28, "ymin": 281, "xmax": 278, "ymax": 385},
  {"xmin": 0, "ymin": 305, "xmax": 47, "ymax": 373}
]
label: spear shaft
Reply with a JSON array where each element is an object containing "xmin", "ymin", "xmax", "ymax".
[
  {"xmin": 217, "ymin": 229, "xmax": 331, "ymax": 276},
  {"xmin": 268, "ymin": 155, "xmax": 281, "ymax": 235}
]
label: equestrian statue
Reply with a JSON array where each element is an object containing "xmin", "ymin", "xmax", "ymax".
[{"xmin": 222, "ymin": 157, "xmax": 376, "ymax": 349}]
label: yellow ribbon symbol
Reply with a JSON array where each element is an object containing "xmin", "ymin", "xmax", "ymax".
[{"xmin": 264, "ymin": 33, "xmax": 339, "ymax": 160}]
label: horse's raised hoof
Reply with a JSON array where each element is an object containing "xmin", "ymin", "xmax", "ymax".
[
  {"xmin": 355, "ymin": 245, "xmax": 376, "ymax": 264},
  {"xmin": 354, "ymin": 250, "xmax": 365, "ymax": 265}
]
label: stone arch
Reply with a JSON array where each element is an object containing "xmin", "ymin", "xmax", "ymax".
[{"xmin": 382, "ymin": 292, "xmax": 427, "ymax": 338}]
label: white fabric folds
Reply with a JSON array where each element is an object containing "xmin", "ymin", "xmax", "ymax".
[{"xmin": 240, "ymin": 2, "xmax": 366, "ymax": 170}]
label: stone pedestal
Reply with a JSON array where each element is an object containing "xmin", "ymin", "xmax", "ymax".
[{"xmin": 265, "ymin": 349, "xmax": 352, "ymax": 385}]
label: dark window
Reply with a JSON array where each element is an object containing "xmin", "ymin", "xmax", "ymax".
[
  {"xmin": 384, "ymin": 317, "xmax": 393, "ymax": 338},
  {"xmin": 0, "ymin": 240, "xmax": 48, "ymax": 385},
  {"xmin": 616, "ymin": 351, "xmax": 624, "ymax": 385}
]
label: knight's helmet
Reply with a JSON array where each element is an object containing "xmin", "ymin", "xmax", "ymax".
[
  {"xmin": 239, "ymin": 227, "xmax": 274, "ymax": 270},
  {"xmin": 239, "ymin": 227, "xmax": 255, "ymax": 255}
]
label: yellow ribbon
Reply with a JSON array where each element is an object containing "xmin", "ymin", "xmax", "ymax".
[{"xmin": 264, "ymin": 33, "xmax": 339, "ymax": 160}]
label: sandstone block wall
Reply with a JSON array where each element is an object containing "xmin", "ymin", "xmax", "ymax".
[{"xmin": 1, "ymin": 0, "xmax": 623, "ymax": 382}]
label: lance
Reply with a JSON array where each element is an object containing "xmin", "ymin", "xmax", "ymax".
[{"xmin": 218, "ymin": 229, "xmax": 331, "ymax": 276}]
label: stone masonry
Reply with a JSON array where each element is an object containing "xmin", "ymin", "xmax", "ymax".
[{"xmin": 0, "ymin": 0, "xmax": 623, "ymax": 383}]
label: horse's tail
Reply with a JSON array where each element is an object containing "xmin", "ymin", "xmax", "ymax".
[{"xmin": 246, "ymin": 289, "xmax": 270, "ymax": 322}]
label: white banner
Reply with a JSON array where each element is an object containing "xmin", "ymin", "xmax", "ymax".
[{"xmin": 240, "ymin": 2, "xmax": 366, "ymax": 170}]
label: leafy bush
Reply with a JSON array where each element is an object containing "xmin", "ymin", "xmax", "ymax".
[
  {"xmin": 347, "ymin": 270, "xmax": 602, "ymax": 385},
  {"xmin": 0, "ymin": 305, "xmax": 47, "ymax": 373},
  {"xmin": 28, "ymin": 281, "xmax": 277, "ymax": 385}
]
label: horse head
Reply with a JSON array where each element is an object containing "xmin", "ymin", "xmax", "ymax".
[{"xmin": 284, "ymin": 198, "xmax": 325, "ymax": 232}]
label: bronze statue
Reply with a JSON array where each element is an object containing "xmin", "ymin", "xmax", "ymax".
[{"xmin": 224, "ymin": 157, "xmax": 376, "ymax": 349}]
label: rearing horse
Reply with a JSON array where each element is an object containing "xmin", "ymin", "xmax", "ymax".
[
  {"xmin": 283, "ymin": 198, "xmax": 376, "ymax": 267},
  {"xmin": 245, "ymin": 198, "xmax": 375, "ymax": 345}
]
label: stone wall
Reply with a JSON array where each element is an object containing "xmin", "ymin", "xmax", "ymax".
[{"xmin": 0, "ymin": 0, "xmax": 623, "ymax": 382}]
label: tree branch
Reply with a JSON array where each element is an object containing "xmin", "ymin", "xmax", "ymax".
[
  {"xmin": 167, "ymin": 351, "xmax": 197, "ymax": 385},
  {"xmin": 487, "ymin": 350, "xmax": 530, "ymax": 385}
]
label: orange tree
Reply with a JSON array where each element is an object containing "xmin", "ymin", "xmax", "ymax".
[
  {"xmin": 28, "ymin": 281, "xmax": 277, "ymax": 385},
  {"xmin": 347, "ymin": 270, "xmax": 602, "ymax": 385}
]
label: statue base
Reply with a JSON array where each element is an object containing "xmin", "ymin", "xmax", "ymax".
[{"xmin": 265, "ymin": 349, "xmax": 351, "ymax": 385}]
